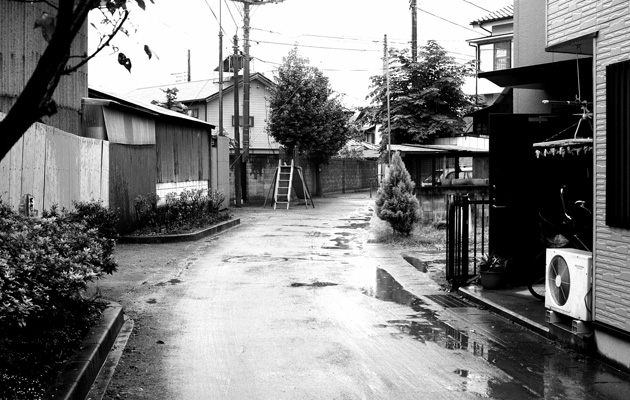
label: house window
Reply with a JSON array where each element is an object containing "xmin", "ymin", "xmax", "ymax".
[
  {"xmin": 232, "ymin": 116, "xmax": 255, "ymax": 127},
  {"xmin": 188, "ymin": 108, "xmax": 199, "ymax": 118},
  {"xmin": 606, "ymin": 60, "xmax": 630, "ymax": 228},
  {"xmin": 493, "ymin": 41, "xmax": 511, "ymax": 71}
]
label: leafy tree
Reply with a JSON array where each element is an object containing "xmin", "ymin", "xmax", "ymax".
[
  {"xmin": 375, "ymin": 152, "xmax": 420, "ymax": 235},
  {"xmin": 0, "ymin": 0, "xmax": 155, "ymax": 162},
  {"xmin": 267, "ymin": 47, "xmax": 350, "ymax": 195},
  {"xmin": 363, "ymin": 40, "xmax": 478, "ymax": 147}
]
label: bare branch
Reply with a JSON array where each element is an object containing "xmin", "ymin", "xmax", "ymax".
[{"xmin": 63, "ymin": 10, "xmax": 130, "ymax": 75}]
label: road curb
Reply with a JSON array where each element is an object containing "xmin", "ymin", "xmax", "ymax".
[
  {"xmin": 458, "ymin": 286, "xmax": 550, "ymax": 338},
  {"xmin": 118, "ymin": 218, "xmax": 241, "ymax": 244},
  {"xmin": 44, "ymin": 302, "xmax": 124, "ymax": 400}
]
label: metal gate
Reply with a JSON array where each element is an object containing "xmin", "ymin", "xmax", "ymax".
[{"xmin": 446, "ymin": 193, "xmax": 490, "ymax": 289}]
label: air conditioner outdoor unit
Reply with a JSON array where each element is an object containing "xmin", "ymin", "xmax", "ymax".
[{"xmin": 545, "ymin": 248, "xmax": 593, "ymax": 321}]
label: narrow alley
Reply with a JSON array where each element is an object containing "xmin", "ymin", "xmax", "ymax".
[{"xmin": 95, "ymin": 193, "xmax": 630, "ymax": 400}]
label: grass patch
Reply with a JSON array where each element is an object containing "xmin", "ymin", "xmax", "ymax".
[{"xmin": 369, "ymin": 211, "xmax": 446, "ymax": 251}]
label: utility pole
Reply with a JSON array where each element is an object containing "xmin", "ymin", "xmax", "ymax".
[
  {"xmin": 230, "ymin": 0, "xmax": 285, "ymax": 163},
  {"xmin": 410, "ymin": 0, "xmax": 417, "ymax": 62},
  {"xmin": 187, "ymin": 49, "xmax": 191, "ymax": 81},
  {"xmin": 233, "ymin": 35, "xmax": 242, "ymax": 207},
  {"xmin": 218, "ymin": 1, "xmax": 224, "ymax": 139},
  {"xmin": 242, "ymin": 2, "xmax": 251, "ymax": 163},
  {"xmin": 384, "ymin": 34, "xmax": 391, "ymax": 166}
]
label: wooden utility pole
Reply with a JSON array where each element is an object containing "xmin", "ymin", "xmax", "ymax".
[
  {"xmin": 242, "ymin": 2, "xmax": 251, "ymax": 162},
  {"xmin": 218, "ymin": 1, "xmax": 224, "ymax": 138},
  {"xmin": 384, "ymin": 34, "xmax": 391, "ymax": 165},
  {"xmin": 233, "ymin": 35, "xmax": 242, "ymax": 207},
  {"xmin": 410, "ymin": 0, "xmax": 418, "ymax": 62},
  {"xmin": 230, "ymin": 0, "xmax": 285, "ymax": 163}
]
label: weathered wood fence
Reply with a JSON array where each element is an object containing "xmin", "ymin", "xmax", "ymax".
[{"xmin": 0, "ymin": 112, "xmax": 108, "ymax": 214}]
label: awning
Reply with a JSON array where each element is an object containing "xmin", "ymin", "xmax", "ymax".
[{"xmin": 479, "ymin": 57, "xmax": 592, "ymax": 89}]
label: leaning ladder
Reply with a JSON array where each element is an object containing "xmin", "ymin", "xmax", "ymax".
[{"xmin": 274, "ymin": 160, "xmax": 294, "ymax": 209}]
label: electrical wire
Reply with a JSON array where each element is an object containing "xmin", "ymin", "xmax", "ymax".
[
  {"xmin": 251, "ymin": 39, "xmax": 381, "ymax": 52},
  {"xmin": 416, "ymin": 7, "xmax": 482, "ymax": 35},
  {"xmin": 204, "ymin": 0, "xmax": 228, "ymax": 35},
  {"xmin": 461, "ymin": 0, "xmax": 492, "ymax": 13},
  {"xmin": 223, "ymin": 0, "xmax": 240, "ymax": 31}
]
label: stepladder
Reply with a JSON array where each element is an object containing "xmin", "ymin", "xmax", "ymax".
[
  {"xmin": 267, "ymin": 159, "xmax": 314, "ymax": 209},
  {"xmin": 274, "ymin": 160, "xmax": 294, "ymax": 209}
]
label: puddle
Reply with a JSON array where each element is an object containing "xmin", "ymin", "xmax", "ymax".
[
  {"xmin": 363, "ymin": 268, "xmax": 489, "ymax": 357},
  {"xmin": 223, "ymin": 255, "xmax": 290, "ymax": 263},
  {"xmin": 322, "ymin": 236, "xmax": 351, "ymax": 250},
  {"xmin": 155, "ymin": 278, "xmax": 182, "ymax": 286},
  {"xmin": 290, "ymin": 281, "xmax": 338, "ymax": 288}
]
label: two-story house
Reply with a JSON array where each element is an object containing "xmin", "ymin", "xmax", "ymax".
[{"xmin": 128, "ymin": 72, "xmax": 278, "ymax": 156}]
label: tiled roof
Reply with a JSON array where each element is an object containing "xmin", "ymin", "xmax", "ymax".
[
  {"xmin": 470, "ymin": 4, "xmax": 513, "ymax": 26},
  {"xmin": 127, "ymin": 73, "xmax": 274, "ymax": 104},
  {"xmin": 127, "ymin": 79, "xmax": 220, "ymax": 104}
]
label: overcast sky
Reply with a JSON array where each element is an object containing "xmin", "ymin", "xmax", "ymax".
[{"xmin": 88, "ymin": 0, "xmax": 512, "ymax": 108}]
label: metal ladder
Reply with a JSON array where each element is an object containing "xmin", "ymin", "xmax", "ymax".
[{"xmin": 274, "ymin": 160, "xmax": 294, "ymax": 209}]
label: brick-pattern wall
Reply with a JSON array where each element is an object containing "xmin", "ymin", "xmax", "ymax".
[
  {"xmin": 229, "ymin": 155, "xmax": 378, "ymax": 203},
  {"xmin": 547, "ymin": 0, "xmax": 630, "ymax": 332}
]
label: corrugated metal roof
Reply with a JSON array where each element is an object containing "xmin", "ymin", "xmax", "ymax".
[
  {"xmin": 88, "ymin": 86, "xmax": 215, "ymax": 128},
  {"xmin": 470, "ymin": 4, "xmax": 513, "ymax": 26}
]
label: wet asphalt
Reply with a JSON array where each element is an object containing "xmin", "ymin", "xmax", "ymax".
[{"xmin": 105, "ymin": 192, "xmax": 630, "ymax": 399}]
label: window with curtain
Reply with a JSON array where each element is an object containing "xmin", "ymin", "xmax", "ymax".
[
  {"xmin": 606, "ymin": 59, "xmax": 630, "ymax": 228},
  {"xmin": 494, "ymin": 41, "xmax": 511, "ymax": 71}
]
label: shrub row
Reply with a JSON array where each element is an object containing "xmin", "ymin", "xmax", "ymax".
[
  {"xmin": 134, "ymin": 189, "xmax": 228, "ymax": 234},
  {"xmin": 0, "ymin": 199, "xmax": 119, "ymax": 398}
]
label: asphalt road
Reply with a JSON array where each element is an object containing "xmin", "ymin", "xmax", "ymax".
[{"xmin": 95, "ymin": 192, "xmax": 630, "ymax": 400}]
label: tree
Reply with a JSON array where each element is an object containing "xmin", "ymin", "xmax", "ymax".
[
  {"xmin": 0, "ymin": 0, "xmax": 154, "ymax": 162},
  {"xmin": 374, "ymin": 152, "xmax": 420, "ymax": 235},
  {"xmin": 363, "ymin": 40, "xmax": 478, "ymax": 147},
  {"xmin": 151, "ymin": 88, "xmax": 188, "ymax": 114},
  {"xmin": 267, "ymin": 47, "xmax": 350, "ymax": 195}
]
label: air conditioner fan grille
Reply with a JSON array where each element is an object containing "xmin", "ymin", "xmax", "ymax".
[{"xmin": 548, "ymin": 255, "xmax": 571, "ymax": 306}]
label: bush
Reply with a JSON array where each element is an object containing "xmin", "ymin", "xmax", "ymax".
[
  {"xmin": 375, "ymin": 152, "xmax": 420, "ymax": 235},
  {"xmin": 133, "ymin": 189, "xmax": 229, "ymax": 235},
  {"xmin": 0, "ymin": 199, "xmax": 119, "ymax": 398}
]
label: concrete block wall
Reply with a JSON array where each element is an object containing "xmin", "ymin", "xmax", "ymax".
[
  {"xmin": 547, "ymin": 0, "xmax": 630, "ymax": 338},
  {"xmin": 228, "ymin": 155, "xmax": 379, "ymax": 203}
]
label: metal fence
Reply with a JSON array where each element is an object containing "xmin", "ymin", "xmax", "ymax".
[{"xmin": 446, "ymin": 193, "xmax": 490, "ymax": 289}]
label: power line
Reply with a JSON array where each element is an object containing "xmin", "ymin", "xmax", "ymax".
[
  {"xmin": 223, "ymin": 0, "xmax": 239, "ymax": 31},
  {"xmin": 416, "ymin": 7, "xmax": 482, "ymax": 35},
  {"xmin": 462, "ymin": 0, "xmax": 492, "ymax": 13},
  {"xmin": 203, "ymin": 0, "xmax": 227, "ymax": 35},
  {"xmin": 251, "ymin": 39, "xmax": 381, "ymax": 52}
]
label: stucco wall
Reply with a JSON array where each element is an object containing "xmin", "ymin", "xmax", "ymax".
[
  {"xmin": 513, "ymin": 0, "xmax": 576, "ymax": 114},
  {"xmin": 547, "ymin": 0, "xmax": 630, "ymax": 333}
]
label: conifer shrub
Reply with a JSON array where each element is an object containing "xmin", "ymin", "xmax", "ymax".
[{"xmin": 374, "ymin": 152, "xmax": 420, "ymax": 235}]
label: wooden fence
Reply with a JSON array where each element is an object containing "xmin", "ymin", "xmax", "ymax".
[{"xmin": 0, "ymin": 113, "xmax": 108, "ymax": 214}]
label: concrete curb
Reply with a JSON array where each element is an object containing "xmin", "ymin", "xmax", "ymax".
[
  {"xmin": 118, "ymin": 218, "xmax": 240, "ymax": 244},
  {"xmin": 458, "ymin": 286, "xmax": 550, "ymax": 338},
  {"xmin": 44, "ymin": 302, "xmax": 124, "ymax": 400}
]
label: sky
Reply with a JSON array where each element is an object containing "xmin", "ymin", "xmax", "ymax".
[{"xmin": 88, "ymin": 0, "xmax": 512, "ymax": 108}]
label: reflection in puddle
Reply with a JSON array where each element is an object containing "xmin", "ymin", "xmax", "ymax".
[
  {"xmin": 364, "ymin": 268, "xmax": 630, "ymax": 399},
  {"xmin": 364, "ymin": 268, "xmax": 485, "ymax": 357}
]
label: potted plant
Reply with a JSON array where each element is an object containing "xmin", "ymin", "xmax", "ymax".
[{"xmin": 478, "ymin": 253, "xmax": 509, "ymax": 289}]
